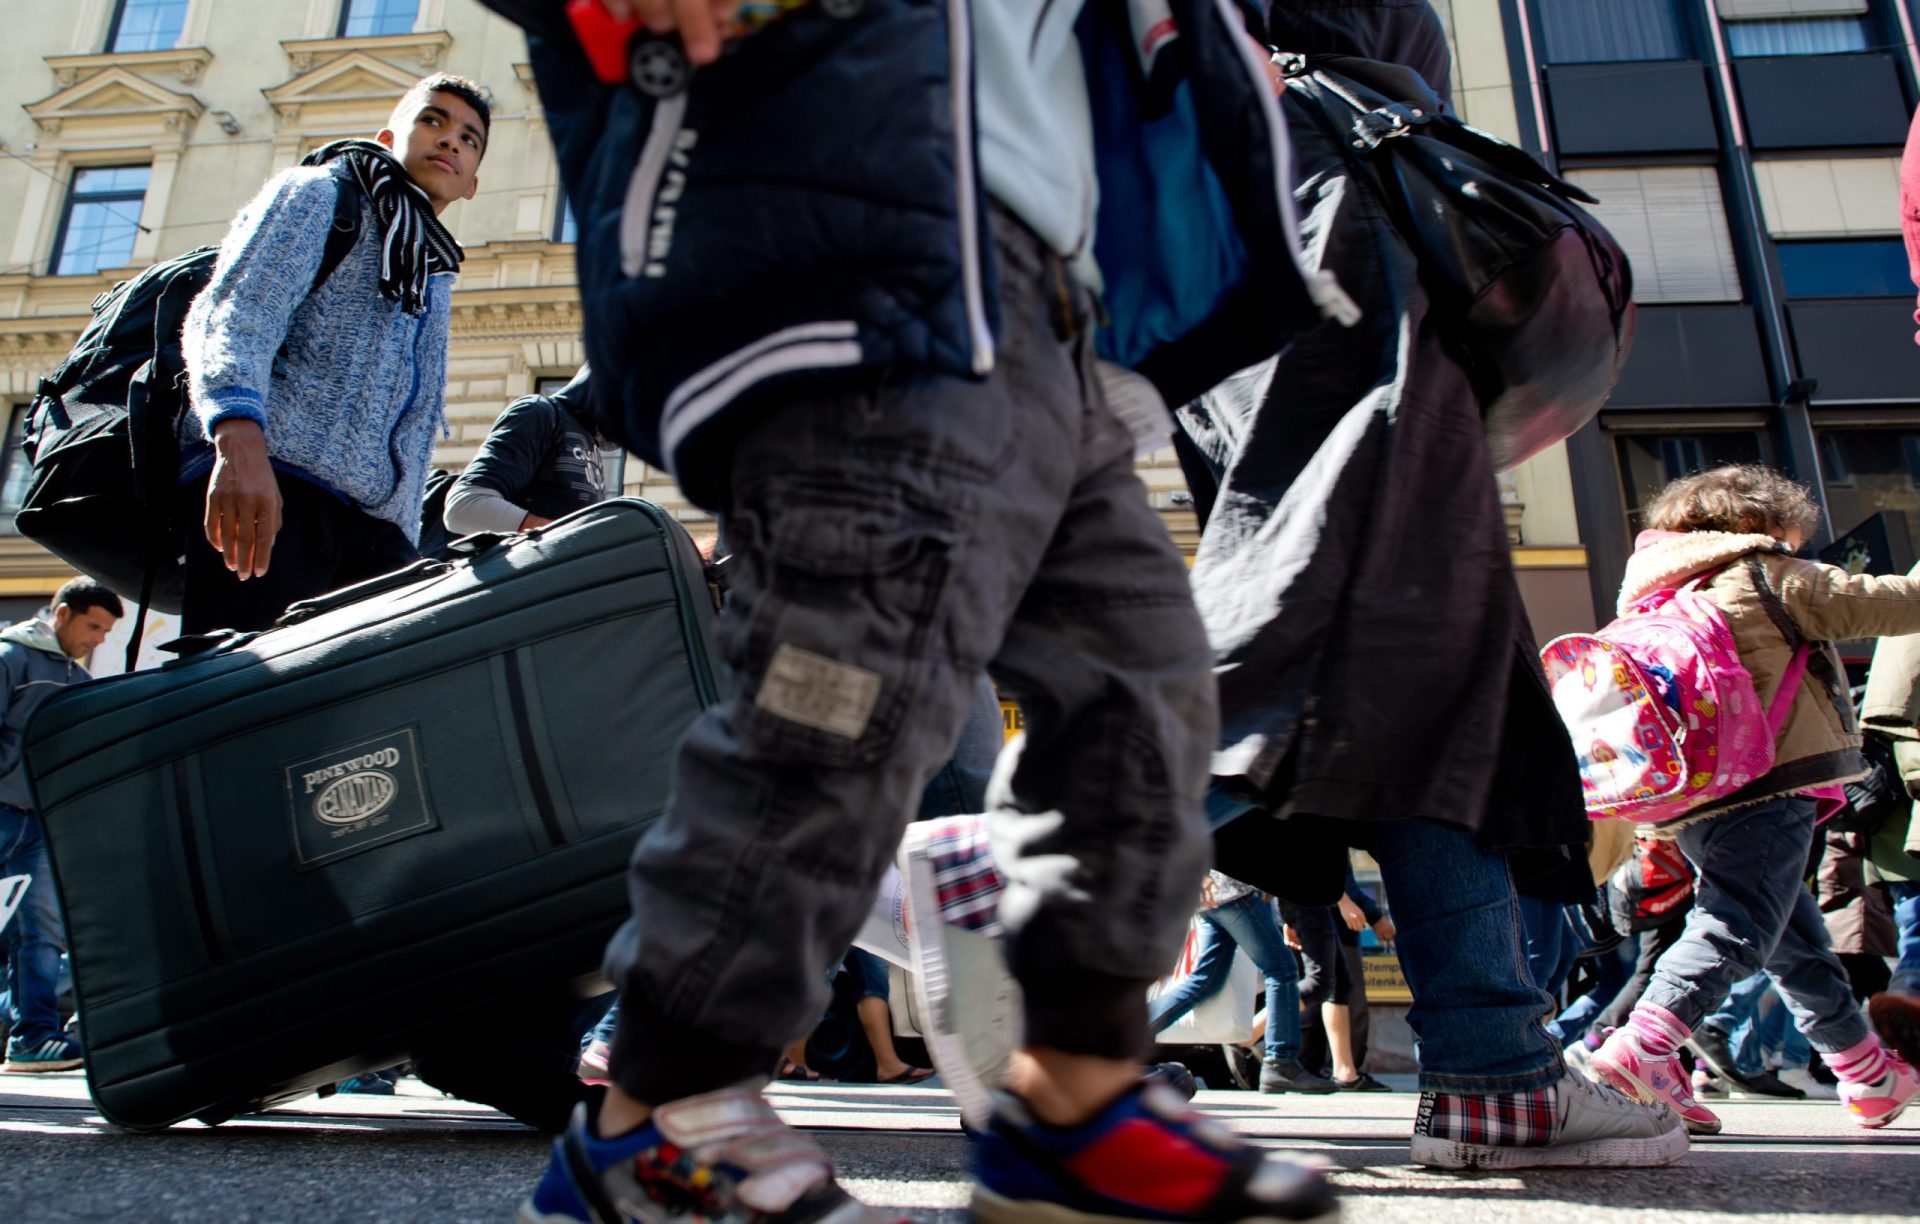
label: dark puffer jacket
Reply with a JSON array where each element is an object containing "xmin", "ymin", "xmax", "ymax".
[{"xmin": 477, "ymin": 0, "xmax": 1354, "ymax": 508}]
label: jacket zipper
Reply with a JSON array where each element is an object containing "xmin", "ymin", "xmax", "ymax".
[
  {"xmin": 948, "ymin": 0, "xmax": 996, "ymax": 375},
  {"xmin": 1207, "ymin": 0, "xmax": 1359, "ymax": 327},
  {"xmin": 622, "ymin": 94, "xmax": 691, "ymax": 278}
]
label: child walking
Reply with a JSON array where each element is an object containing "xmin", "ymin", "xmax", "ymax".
[{"xmin": 1591, "ymin": 465, "xmax": 1920, "ymax": 1134}]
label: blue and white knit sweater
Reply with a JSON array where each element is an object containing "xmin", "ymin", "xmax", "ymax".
[{"xmin": 181, "ymin": 166, "xmax": 454, "ymax": 542}]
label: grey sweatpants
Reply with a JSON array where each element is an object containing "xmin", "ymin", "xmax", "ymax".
[{"xmin": 604, "ymin": 209, "xmax": 1217, "ymax": 1104}]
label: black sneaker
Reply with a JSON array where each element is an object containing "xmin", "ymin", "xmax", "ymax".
[
  {"xmin": 1334, "ymin": 1073, "xmax": 1391, "ymax": 1093},
  {"xmin": 1687, "ymin": 1025, "xmax": 1803, "ymax": 1099},
  {"xmin": 1143, "ymin": 1062, "xmax": 1198, "ymax": 1100},
  {"xmin": 1221, "ymin": 1044, "xmax": 1262, "ymax": 1091},
  {"xmin": 1260, "ymin": 1058, "xmax": 1338, "ymax": 1095}
]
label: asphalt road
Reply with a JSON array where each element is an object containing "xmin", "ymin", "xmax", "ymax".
[{"xmin": 3, "ymin": 1071, "xmax": 1916, "ymax": 1222}]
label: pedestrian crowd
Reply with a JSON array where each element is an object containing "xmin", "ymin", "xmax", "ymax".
[{"xmin": 3, "ymin": 3, "xmax": 1920, "ymax": 1224}]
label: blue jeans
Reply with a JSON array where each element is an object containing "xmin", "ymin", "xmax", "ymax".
[
  {"xmin": 1147, "ymin": 891, "xmax": 1303, "ymax": 1063},
  {"xmin": 1550, "ymin": 935, "xmax": 1634, "ymax": 1047},
  {"xmin": 0, "ymin": 804, "xmax": 65, "ymax": 1046},
  {"xmin": 1367, "ymin": 817, "xmax": 1563, "ymax": 1094},
  {"xmin": 1706, "ymin": 972, "xmax": 1810, "ymax": 1074},
  {"xmin": 1889, "ymin": 880, "xmax": 1920, "ymax": 997},
  {"xmin": 1643, "ymin": 795, "xmax": 1867, "ymax": 1052},
  {"xmin": 1516, "ymin": 895, "xmax": 1578, "ymax": 1006}
]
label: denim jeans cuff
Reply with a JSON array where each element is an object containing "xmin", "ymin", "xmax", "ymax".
[
  {"xmin": 1417, "ymin": 1057, "xmax": 1567, "ymax": 1097},
  {"xmin": 1806, "ymin": 1011, "xmax": 1872, "ymax": 1056}
]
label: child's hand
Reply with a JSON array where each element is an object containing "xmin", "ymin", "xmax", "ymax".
[{"xmin": 597, "ymin": 0, "xmax": 741, "ymax": 66}]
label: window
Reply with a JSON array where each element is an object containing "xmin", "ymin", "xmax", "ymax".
[
  {"xmin": 1776, "ymin": 239, "xmax": 1910, "ymax": 297},
  {"xmin": 1725, "ymin": 16, "xmax": 1871, "ymax": 55},
  {"xmin": 554, "ymin": 195, "xmax": 577, "ymax": 245},
  {"xmin": 1754, "ymin": 157, "xmax": 1901, "ymax": 239},
  {"xmin": 1566, "ymin": 167, "xmax": 1744, "ymax": 303},
  {"xmin": 338, "ymin": 0, "xmax": 419, "ymax": 37},
  {"xmin": 1536, "ymin": 0, "xmax": 1689, "ymax": 64},
  {"xmin": 106, "ymin": 0, "xmax": 189, "ymax": 53},
  {"xmin": 0, "ymin": 406, "xmax": 30, "ymax": 533},
  {"xmin": 1614, "ymin": 430, "xmax": 1771, "ymax": 535},
  {"xmin": 1815, "ymin": 426, "xmax": 1920, "ymax": 549},
  {"xmin": 50, "ymin": 166, "xmax": 151, "ymax": 277}
]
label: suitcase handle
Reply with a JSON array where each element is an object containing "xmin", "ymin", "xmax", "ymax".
[{"xmin": 276, "ymin": 557, "xmax": 454, "ymax": 626}]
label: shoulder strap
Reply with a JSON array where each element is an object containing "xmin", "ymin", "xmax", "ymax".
[
  {"xmin": 1766, "ymin": 643, "xmax": 1812, "ymax": 740},
  {"xmin": 312, "ymin": 175, "xmax": 363, "ymax": 295}
]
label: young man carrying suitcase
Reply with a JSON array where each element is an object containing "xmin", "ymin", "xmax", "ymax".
[
  {"xmin": 0, "ymin": 578, "xmax": 119, "ymax": 1073},
  {"xmin": 179, "ymin": 74, "xmax": 488, "ymax": 636},
  {"xmin": 488, "ymin": 2, "xmax": 1352, "ymax": 1221}
]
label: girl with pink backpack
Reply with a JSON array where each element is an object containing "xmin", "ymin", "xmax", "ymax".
[{"xmin": 1576, "ymin": 465, "xmax": 1920, "ymax": 1136}]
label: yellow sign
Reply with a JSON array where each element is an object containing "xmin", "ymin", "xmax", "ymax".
[
  {"xmin": 1001, "ymin": 701, "xmax": 1024, "ymax": 742},
  {"xmin": 1361, "ymin": 951, "xmax": 1413, "ymax": 1004}
]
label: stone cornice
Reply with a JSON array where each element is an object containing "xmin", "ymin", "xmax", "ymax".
[
  {"xmin": 25, "ymin": 65, "xmax": 204, "ymax": 136},
  {"xmin": 449, "ymin": 286, "xmax": 582, "ymax": 338},
  {"xmin": 281, "ymin": 30, "xmax": 454, "ymax": 75},
  {"xmin": 45, "ymin": 46, "xmax": 216, "ymax": 88}
]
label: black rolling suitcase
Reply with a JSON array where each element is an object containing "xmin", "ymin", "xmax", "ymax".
[{"xmin": 24, "ymin": 498, "xmax": 718, "ymax": 1129}]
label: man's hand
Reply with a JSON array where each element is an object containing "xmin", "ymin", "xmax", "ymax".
[
  {"xmin": 596, "ymin": 0, "xmax": 740, "ymax": 66},
  {"xmin": 205, "ymin": 419, "xmax": 282, "ymax": 580},
  {"xmin": 1337, "ymin": 895, "xmax": 1367, "ymax": 932},
  {"xmin": 1283, "ymin": 924, "xmax": 1300, "ymax": 951},
  {"xmin": 519, "ymin": 512, "xmax": 554, "ymax": 531},
  {"xmin": 1371, "ymin": 916, "xmax": 1396, "ymax": 944}
]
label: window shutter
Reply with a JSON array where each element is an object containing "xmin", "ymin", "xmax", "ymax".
[
  {"xmin": 1566, "ymin": 167, "xmax": 1744, "ymax": 304},
  {"xmin": 1716, "ymin": 0, "xmax": 1868, "ymax": 18}
]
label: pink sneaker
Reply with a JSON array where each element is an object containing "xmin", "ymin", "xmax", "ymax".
[
  {"xmin": 1838, "ymin": 1052, "xmax": 1919, "ymax": 1129},
  {"xmin": 1591, "ymin": 1027, "xmax": 1723, "ymax": 1136}
]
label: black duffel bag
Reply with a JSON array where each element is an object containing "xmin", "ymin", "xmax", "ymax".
[{"xmin": 1279, "ymin": 52, "xmax": 1636, "ymax": 471}]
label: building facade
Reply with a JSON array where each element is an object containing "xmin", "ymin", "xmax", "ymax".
[
  {"xmin": 1502, "ymin": 0, "xmax": 1920, "ymax": 621},
  {"xmin": 0, "ymin": 0, "xmax": 1601, "ymax": 639}
]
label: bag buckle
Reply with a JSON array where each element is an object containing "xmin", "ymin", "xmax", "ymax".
[{"xmin": 1351, "ymin": 103, "xmax": 1428, "ymax": 151}]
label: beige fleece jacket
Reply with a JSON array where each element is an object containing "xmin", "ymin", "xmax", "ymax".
[{"xmin": 1619, "ymin": 532, "xmax": 1920, "ymax": 822}]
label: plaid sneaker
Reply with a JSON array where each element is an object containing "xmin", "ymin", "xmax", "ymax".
[
  {"xmin": 519, "ymin": 1087, "xmax": 901, "ymax": 1224},
  {"xmin": 1591, "ymin": 1025, "xmax": 1722, "ymax": 1135},
  {"xmin": 897, "ymin": 817, "xmax": 1020, "ymax": 1128},
  {"xmin": 973, "ymin": 1082, "xmax": 1339, "ymax": 1224},
  {"xmin": 1411, "ymin": 1070, "xmax": 1687, "ymax": 1170},
  {"xmin": 3, "ymin": 1033, "xmax": 82, "ymax": 1074}
]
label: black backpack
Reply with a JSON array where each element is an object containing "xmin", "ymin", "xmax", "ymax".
[
  {"xmin": 17, "ymin": 176, "xmax": 362, "ymax": 664},
  {"xmin": 414, "ymin": 468, "xmax": 458, "ymax": 561}
]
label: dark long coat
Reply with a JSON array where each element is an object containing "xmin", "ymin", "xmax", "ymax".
[{"xmin": 1181, "ymin": 0, "xmax": 1590, "ymax": 903}]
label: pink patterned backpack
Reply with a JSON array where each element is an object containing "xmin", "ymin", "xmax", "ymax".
[{"xmin": 1541, "ymin": 572, "xmax": 1807, "ymax": 823}]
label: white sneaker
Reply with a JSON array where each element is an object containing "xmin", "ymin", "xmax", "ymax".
[
  {"xmin": 895, "ymin": 817, "xmax": 1020, "ymax": 1129},
  {"xmin": 1776, "ymin": 1067, "xmax": 1838, "ymax": 1101},
  {"xmin": 1412, "ymin": 1069, "xmax": 1689, "ymax": 1170}
]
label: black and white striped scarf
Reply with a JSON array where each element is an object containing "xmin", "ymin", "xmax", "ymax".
[{"xmin": 301, "ymin": 138, "xmax": 463, "ymax": 316}]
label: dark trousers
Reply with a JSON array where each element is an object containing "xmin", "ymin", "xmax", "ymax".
[
  {"xmin": 603, "ymin": 208, "xmax": 1216, "ymax": 1104},
  {"xmin": 1595, "ymin": 912, "xmax": 1689, "ymax": 1035},
  {"xmin": 180, "ymin": 471, "xmax": 419, "ymax": 635}
]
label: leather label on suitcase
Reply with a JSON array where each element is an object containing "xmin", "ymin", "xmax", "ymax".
[{"xmin": 283, "ymin": 727, "xmax": 437, "ymax": 868}]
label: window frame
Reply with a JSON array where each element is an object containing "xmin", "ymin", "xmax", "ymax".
[
  {"xmin": 0, "ymin": 403, "xmax": 34, "ymax": 534},
  {"xmin": 103, "ymin": 0, "xmax": 191, "ymax": 54},
  {"xmin": 335, "ymin": 0, "xmax": 421, "ymax": 38},
  {"xmin": 47, "ymin": 164, "xmax": 151, "ymax": 278}
]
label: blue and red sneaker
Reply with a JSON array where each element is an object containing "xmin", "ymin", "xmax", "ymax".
[
  {"xmin": 972, "ymin": 1082, "xmax": 1339, "ymax": 1224},
  {"xmin": 520, "ymin": 1087, "xmax": 902, "ymax": 1224}
]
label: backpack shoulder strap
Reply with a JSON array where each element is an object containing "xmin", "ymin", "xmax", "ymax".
[{"xmin": 312, "ymin": 175, "xmax": 363, "ymax": 294}]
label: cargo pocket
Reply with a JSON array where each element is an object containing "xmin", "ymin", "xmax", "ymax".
[{"xmin": 726, "ymin": 476, "xmax": 961, "ymax": 769}]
